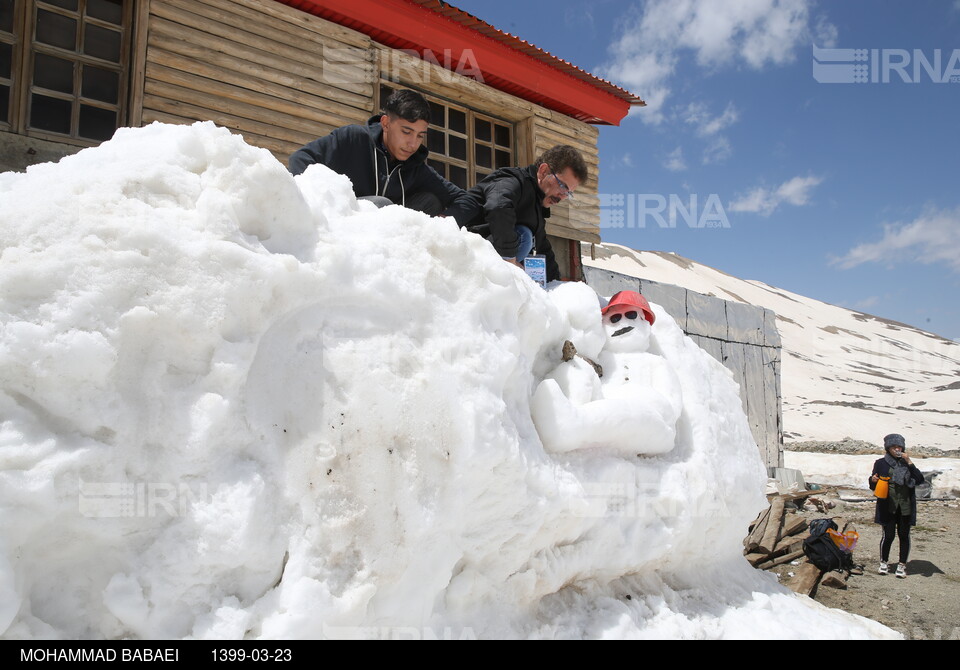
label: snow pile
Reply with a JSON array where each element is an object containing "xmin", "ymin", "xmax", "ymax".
[{"xmin": 0, "ymin": 122, "xmax": 898, "ymax": 639}]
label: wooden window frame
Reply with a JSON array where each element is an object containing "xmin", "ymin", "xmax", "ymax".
[
  {"xmin": 0, "ymin": 0, "xmax": 23, "ymax": 131},
  {"xmin": 378, "ymin": 82, "xmax": 515, "ymax": 190},
  {"xmin": 2, "ymin": 0, "xmax": 134, "ymax": 146}
]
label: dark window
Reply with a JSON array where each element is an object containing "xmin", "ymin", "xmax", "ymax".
[
  {"xmin": 380, "ymin": 83, "xmax": 515, "ymax": 189},
  {"xmin": 1, "ymin": 0, "xmax": 15, "ymax": 128},
  {"xmin": 36, "ymin": 9, "xmax": 76, "ymax": 50},
  {"xmin": 87, "ymin": 0, "xmax": 121, "ymax": 25},
  {"xmin": 77, "ymin": 100, "xmax": 112, "ymax": 139},
  {"xmin": 4, "ymin": 0, "xmax": 131, "ymax": 143},
  {"xmin": 0, "ymin": 85, "xmax": 9, "ymax": 123},
  {"xmin": 80, "ymin": 61, "xmax": 115, "ymax": 102},
  {"xmin": 474, "ymin": 117, "xmax": 490, "ymax": 143},
  {"xmin": 33, "ymin": 51, "xmax": 73, "ymax": 93},
  {"xmin": 30, "ymin": 91, "xmax": 70, "ymax": 132},
  {"xmin": 1, "ymin": 40, "xmax": 11, "ymax": 78},
  {"xmin": 448, "ymin": 108, "xmax": 465, "ymax": 134},
  {"xmin": 448, "ymin": 134, "xmax": 466, "ymax": 161},
  {"xmin": 427, "ymin": 126, "xmax": 444, "ymax": 154},
  {"xmin": 44, "ymin": 0, "xmax": 78, "ymax": 10},
  {"xmin": 1, "ymin": 0, "xmax": 15, "ymax": 32},
  {"xmin": 82, "ymin": 21, "xmax": 119, "ymax": 61}
]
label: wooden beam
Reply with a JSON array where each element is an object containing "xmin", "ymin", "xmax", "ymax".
[
  {"xmin": 128, "ymin": 0, "xmax": 152, "ymax": 127},
  {"xmin": 786, "ymin": 560, "xmax": 822, "ymax": 596},
  {"xmin": 757, "ymin": 547, "xmax": 806, "ymax": 571},
  {"xmin": 758, "ymin": 496, "xmax": 785, "ymax": 555}
]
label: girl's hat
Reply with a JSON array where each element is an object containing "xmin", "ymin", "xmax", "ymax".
[{"xmin": 883, "ymin": 433, "xmax": 906, "ymax": 449}]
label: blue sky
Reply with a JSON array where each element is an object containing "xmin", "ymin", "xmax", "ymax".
[{"xmin": 449, "ymin": 0, "xmax": 960, "ymax": 342}]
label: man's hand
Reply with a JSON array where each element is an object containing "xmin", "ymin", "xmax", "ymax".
[{"xmin": 504, "ymin": 258, "xmax": 522, "ymax": 268}]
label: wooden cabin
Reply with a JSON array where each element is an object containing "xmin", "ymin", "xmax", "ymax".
[{"xmin": 1, "ymin": 0, "xmax": 643, "ymax": 279}]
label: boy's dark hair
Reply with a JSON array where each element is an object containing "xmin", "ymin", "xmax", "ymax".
[
  {"xmin": 535, "ymin": 145, "xmax": 589, "ymax": 184},
  {"xmin": 382, "ymin": 89, "xmax": 431, "ymax": 124}
]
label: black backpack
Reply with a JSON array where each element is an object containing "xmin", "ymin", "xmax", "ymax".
[{"xmin": 803, "ymin": 518, "xmax": 854, "ymax": 572}]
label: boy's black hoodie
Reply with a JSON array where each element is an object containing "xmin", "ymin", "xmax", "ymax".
[{"xmin": 289, "ymin": 116, "xmax": 475, "ymax": 225}]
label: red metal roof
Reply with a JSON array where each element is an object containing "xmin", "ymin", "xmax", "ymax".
[{"xmin": 273, "ymin": 0, "xmax": 644, "ymax": 125}]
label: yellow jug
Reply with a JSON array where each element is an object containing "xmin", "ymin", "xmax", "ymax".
[{"xmin": 875, "ymin": 475, "xmax": 890, "ymax": 499}]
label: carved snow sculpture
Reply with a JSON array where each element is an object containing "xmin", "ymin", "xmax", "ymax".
[{"xmin": 532, "ymin": 291, "xmax": 683, "ymax": 456}]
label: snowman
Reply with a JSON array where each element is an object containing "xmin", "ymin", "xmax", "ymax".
[{"xmin": 532, "ymin": 291, "xmax": 683, "ymax": 456}]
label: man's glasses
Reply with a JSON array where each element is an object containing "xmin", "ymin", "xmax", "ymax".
[
  {"xmin": 550, "ymin": 169, "xmax": 575, "ymax": 200},
  {"xmin": 607, "ymin": 311, "xmax": 638, "ymax": 324}
]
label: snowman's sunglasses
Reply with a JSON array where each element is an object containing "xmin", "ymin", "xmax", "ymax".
[{"xmin": 608, "ymin": 311, "xmax": 639, "ymax": 324}]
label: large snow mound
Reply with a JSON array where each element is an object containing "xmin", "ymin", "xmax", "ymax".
[{"xmin": 0, "ymin": 122, "xmax": 898, "ymax": 639}]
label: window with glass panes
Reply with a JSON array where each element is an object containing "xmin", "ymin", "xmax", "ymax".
[
  {"xmin": 1, "ymin": 0, "xmax": 16, "ymax": 128},
  {"xmin": 1, "ymin": 0, "xmax": 132, "ymax": 143},
  {"xmin": 379, "ymin": 84, "xmax": 514, "ymax": 190}
]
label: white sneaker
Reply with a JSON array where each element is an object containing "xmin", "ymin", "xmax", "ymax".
[
  {"xmin": 878, "ymin": 561, "xmax": 889, "ymax": 575},
  {"xmin": 896, "ymin": 563, "xmax": 907, "ymax": 578}
]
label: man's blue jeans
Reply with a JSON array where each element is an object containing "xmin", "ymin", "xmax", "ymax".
[{"xmin": 502, "ymin": 226, "xmax": 534, "ymax": 263}]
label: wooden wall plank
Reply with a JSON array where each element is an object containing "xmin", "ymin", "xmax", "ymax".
[
  {"xmin": 150, "ymin": 1, "xmax": 375, "ymax": 99},
  {"xmin": 143, "ymin": 82, "xmax": 322, "ymax": 146},
  {"xmin": 145, "ymin": 56, "xmax": 361, "ymax": 131},
  {"xmin": 148, "ymin": 29, "xmax": 372, "ymax": 114},
  {"xmin": 230, "ymin": 0, "xmax": 369, "ymax": 48}
]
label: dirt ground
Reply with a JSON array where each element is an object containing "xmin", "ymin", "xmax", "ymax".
[{"xmin": 764, "ymin": 487, "xmax": 960, "ymax": 640}]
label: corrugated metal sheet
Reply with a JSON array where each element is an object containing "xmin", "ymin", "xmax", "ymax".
[
  {"xmin": 410, "ymin": 0, "xmax": 644, "ymax": 106},
  {"xmin": 273, "ymin": 0, "xmax": 644, "ymax": 124}
]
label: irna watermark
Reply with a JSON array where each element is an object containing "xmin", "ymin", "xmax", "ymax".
[
  {"xmin": 570, "ymin": 481, "xmax": 732, "ymax": 520},
  {"xmin": 599, "ymin": 193, "xmax": 730, "ymax": 229},
  {"xmin": 321, "ymin": 624, "xmax": 478, "ymax": 640},
  {"xmin": 79, "ymin": 479, "xmax": 209, "ymax": 518},
  {"xmin": 813, "ymin": 45, "xmax": 960, "ymax": 84},
  {"xmin": 322, "ymin": 46, "xmax": 483, "ymax": 86}
]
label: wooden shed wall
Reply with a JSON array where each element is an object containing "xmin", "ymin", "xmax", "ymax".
[
  {"xmin": 132, "ymin": 0, "xmax": 600, "ymax": 245},
  {"xmin": 135, "ymin": 0, "xmax": 374, "ymax": 161}
]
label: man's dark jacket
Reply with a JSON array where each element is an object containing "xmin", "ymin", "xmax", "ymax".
[
  {"xmin": 445, "ymin": 165, "xmax": 561, "ymax": 282},
  {"xmin": 288, "ymin": 116, "xmax": 472, "ymax": 223}
]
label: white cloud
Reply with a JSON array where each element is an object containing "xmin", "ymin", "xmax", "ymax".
[
  {"xmin": 728, "ymin": 175, "xmax": 822, "ymax": 216},
  {"xmin": 683, "ymin": 102, "xmax": 739, "ymax": 137},
  {"xmin": 701, "ymin": 136, "xmax": 732, "ymax": 165},
  {"xmin": 664, "ymin": 147, "xmax": 686, "ymax": 172},
  {"xmin": 813, "ymin": 14, "xmax": 839, "ymax": 48},
  {"xmin": 832, "ymin": 206, "xmax": 960, "ymax": 272},
  {"xmin": 600, "ymin": 0, "xmax": 830, "ymax": 122}
]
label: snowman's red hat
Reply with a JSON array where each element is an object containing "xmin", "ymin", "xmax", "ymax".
[{"xmin": 601, "ymin": 291, "xmax": 655, "ymax": 325}]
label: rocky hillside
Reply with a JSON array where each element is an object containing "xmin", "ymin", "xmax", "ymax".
[{"xmin": 583, "ymin": 243, "xmax": 960, "ymax": 452}]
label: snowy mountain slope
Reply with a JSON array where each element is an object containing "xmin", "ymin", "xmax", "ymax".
[{"xmin": 583, "ymin": 243, "xmax": 960, "ymax": 452}]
